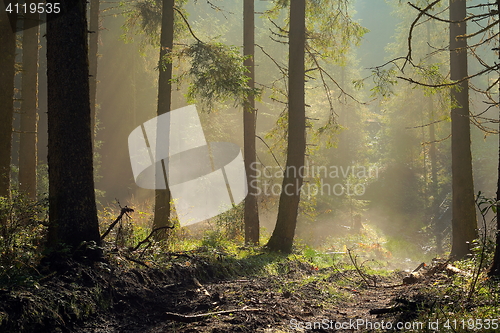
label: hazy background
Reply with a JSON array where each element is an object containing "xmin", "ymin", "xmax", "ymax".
[{"xmin": 18, "ymin": 0, "xmax": 498, "ymax": 261}]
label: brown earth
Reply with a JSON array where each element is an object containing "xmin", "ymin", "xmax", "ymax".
[{"xmin": 0, "ymin": 253, "xmax": 437, "ymax": 333}]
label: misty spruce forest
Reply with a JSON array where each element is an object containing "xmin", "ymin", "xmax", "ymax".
[{"xmin": 3, "ymin": 0, "xmax": 500, "ymax": 332}]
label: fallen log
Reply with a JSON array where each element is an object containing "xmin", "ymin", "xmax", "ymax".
[{"xmin": 165, "ymin": 307, "xmax": 264, "ymax": 323}]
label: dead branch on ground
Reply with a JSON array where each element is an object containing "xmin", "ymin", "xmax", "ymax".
[
  {"xmin": 165, "ymin": 307, "xmax": 263, "ymax": 323},
  {"xmin": 100, "ymin": 206, "xmax": 134, "ymax": 241},
  {"xmin": 347, "ymin": 249, "xmax": 376, "ymax": 287},
  {"xmin": 130, "ymin": 225, "xmax": 175, "ymax": 252}
]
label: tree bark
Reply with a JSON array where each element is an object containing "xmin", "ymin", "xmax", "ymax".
[
  {"xmin": 488, "ymin": 0, "xmax": 500, "ymax": 277},
  {"xmin": 426, "ymin": 21, "xmax": 441, "ymax": 253},
  {"xmin": 449, "ymin": 0, "xmax": 477, "ymax": 259},
  {"xmin": 19, "ymin": 12, "xmax": 40, "ymax": 200},
  {"xmin": 243, "ymin": 0, "xmax": 259, "ymax": 245},
  {"xmin": 46, "ymin": 0, "xmax": 101, "ymax": 249},
  {"xmin": 266, "ymin": 0, "xmax": 306, "ymax": 253},
  {"xmin": 152, "ymin": 0, "xmax": 174, "ymax": 240},
  {"xmin": 0, "ymin": 5, "xmax": 16, "ymax": 200},
  {"xmin": 89, "ymin": 0, "xmax": 100, "ymax": 144}
]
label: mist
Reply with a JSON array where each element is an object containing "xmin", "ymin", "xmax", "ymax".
[{"xmin": 27, "ymin": 0, "xmax": 498, "ymax": 266}]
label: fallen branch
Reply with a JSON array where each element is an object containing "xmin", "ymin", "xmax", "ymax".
[
  {"xmin": 130, "ymin": 225, "xmax": 175, "ymax": 252},
  {"xmin": 347, "ymin": 249, "xmax": 375, "ymax": 287},
  {"xmin": 165, "ymin": 307, "xmax": 263, "ymax": 323},
  {"xmin": 100, "ymin": 206, "xmax": 134, "ymax": 241}
]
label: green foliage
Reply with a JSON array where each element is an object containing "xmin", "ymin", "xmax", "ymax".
[
  {"xmin": 173, "ymin": 41, "xmax": 261, "ymax": 109},
  {"xmin": 121, "ymin": 0, "xmax": 188, "ymax": 49},
  {"xmin": 213, "ymin": 202, "xmax": 244, "ymax": 240},
  {"xmin": 323, "ymin": 223, "xmax": 394, "ymax": 263},
  {"xmin": 412, "ymin": 257, "xmax": 500, "ymax": 332},
  {"xmin": 199, "ymin": 204, "xmax": 245, "ymax": 253},
  {"xmin": 369, "ymin": 67, "xmax": 398, "ymax": 98},
  {"xmin": 476, "ymin": 191, "xmax": 498, "ymax": 216},
  {"xmin": 122, "ymin": 1, "xmax": 260, "ymax": 109},
  {"xmin": 36, "ymin": 163, "xmax": 48, "ymax": 197},
  {"xmin": 266, "ymin": 0, "xmax": 367, "ymax": 61},
  {"xmin": 407, "ymin": 193, "xmax": 500, "ymax": 328},
  {"xmin": 305, "ymin": 0, "xmax": 368, "ymax": 63},
  {"xmin": 0, "ymin": 192, "xmax": 48, "ymax": 287}
]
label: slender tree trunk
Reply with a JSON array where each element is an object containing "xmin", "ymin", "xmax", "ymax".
[
  {"xmin": 426, "ymin": 21, "xmax": 441, "ymax": 253},
  {"xmin": 89, "ymin": 0, "xmax": 99, "ymax": 144},
  {"xmin": 429, "ymin": 119, "xmax": 438, "ymax": 203},
  {"xmin": 46, "ymin": 0, "xmax": 101, "ymax": 249},
  {"xmin": 0, "ymin": 6, "xmax": 16, "ymax": 200},
  {"xmin": 19, "ymin": 12, "xmax": 40, "ymax": 199},
  {"xmin": 338, "ymin": 67, "xmax": 351, "ymax": 165},
  {"xmin": 266, "ymin": 0, "xmax": 306, "ymax": 253},
  {"xmin": 152, "ymin": 0, "xmax": 174, "ymax": 239},
  {"xmin": 449, "ymin": 0, "xmax": 477, "ymax": 259},
  {"xmin": 243, "ymin": 0, "xmax": 259, "ymax": 245},
  {"xmin": 488, "ymin": 0, "xmax": 500, "ymax": 277},
  {"xmin": 430, "ymin": 96, "xmax": 443, "ymax": 253}
]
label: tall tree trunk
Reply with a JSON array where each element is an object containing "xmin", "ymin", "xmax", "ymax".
[
  {"xmin": 243, "ymin": 0, "xmax": 259, "ymax": 245},
  {"xmin": 0, "ymin": 6, "xmax": 16, "ymax": 200},
  {"xmin": 19, "ymin": 12, "xmax": 40, "ymax": 200},
  {"xmin": 427, "ymin": 21, "xmax": 441, "ymax": 253},
  {"xmin": 152, "ymin": 0, "xmax": 174, "ymax": 239},
  {"xmin": 89, "ymin": 0, "xmax": 99, "ymax": 144},
  {"xmin": 266, "ymin": 0, "xmax": 306, "ymax": 253},
  {"xmin": 488, "ymin": 0, "xmax": 500, "ymax": 277},
  {"xmin": 430, "ymin": 96, "xmax": 443, "ymax": 253},
  {"xmin": 46, "ymin": 0, "xmax": 101, "ymax": 249},
  {"xmin": 449, "ymin": 0, "xmax": 477, "ymax": 259}
]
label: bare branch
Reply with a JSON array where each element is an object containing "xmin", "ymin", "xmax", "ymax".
[
  {"xmin": 397, "ymin": 63, "xmax": 500, "ymax": 88},
  {"xmin": 305, "ymin": 45, "xmax": 365, "ymax": 105},
  {"xmin": 131, "ymin": 225, "xmax": 175, "ymax": 252},
  {"xmin": 255, "ymin": 43, "xmax": 287, "ymax": 77},
  {"xmin": 173, "ymin": 6, "xmax": 202, "ymax": 43},
  {"xmin": 165, "ymin": 307, "xmax": 264, "ymax": 323},
  {"xmin": 406, "ymin": 119, "xmax": 446, "ymax": 129},
  {"xmin": 460, "ymin": 19, "xmax": 499, "ymax": 39},
  {"xmin": 422, "ymin": 133, "xmax": 451, "ymax": 145},
  {"xmin": 409, "ymin": 2, "xmax": 491, "ymax": 25},
  {"xmin": 403, "ymin": 0, "xmax": 442, "ymax": 71},
  {"xmin": 256, "ymin": 135, "xmax": 284, "ymax": 172},
  {"xmin": 101, "ymin": 206, "xmax": 134, "ymax": 241}
]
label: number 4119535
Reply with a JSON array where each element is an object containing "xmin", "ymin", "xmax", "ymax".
[{"xmin": 5, "ymin": 2, "xmax": 60, "ymax": 14}]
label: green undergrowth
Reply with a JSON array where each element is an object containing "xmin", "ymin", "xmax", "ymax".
[
  {"xmin": 386, "ymin": 253, "xmax": 500, "ymax": 333},
  {"xmin": 0, "ymin": 200, "xmax": 435, "ymax": 332}
]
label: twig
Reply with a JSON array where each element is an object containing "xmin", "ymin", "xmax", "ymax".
[
  {"xmin": 165, "ymin": 307, "xmax": 263, "ymax": 323},
  {"xmin": 131, "ymin": 225, "xmax": 175, "ymax": 252},
  {"xmin": 173, "ymin": 6, "xmax": 202, "ymax": 43},
  {"xmin": 255, "ymin": 135, "xmax": 284, "ymax": 172},
  {"xmin": 347, "ymin": 249, "xmax": 374, "ymax": 287},
  {"xmin": 100, "ymin": 206, "xmax": 134, "ymax": 241},
  {"xmin": 403, "ymin": 0, "xmax": 441, "ymax": 70}
]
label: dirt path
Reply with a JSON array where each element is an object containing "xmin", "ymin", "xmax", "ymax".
[{"xmin": 74, "ymin": 267, "xmax": 422, "ymax": 332}]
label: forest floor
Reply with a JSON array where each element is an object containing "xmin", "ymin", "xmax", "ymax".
[
  {"xmin": 1, "ymin": 247, "xmax": 449, "ymax": 333},
  {"xmin": 73, "ymin": 267, "xmax": 415, "ymax": 333}
]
